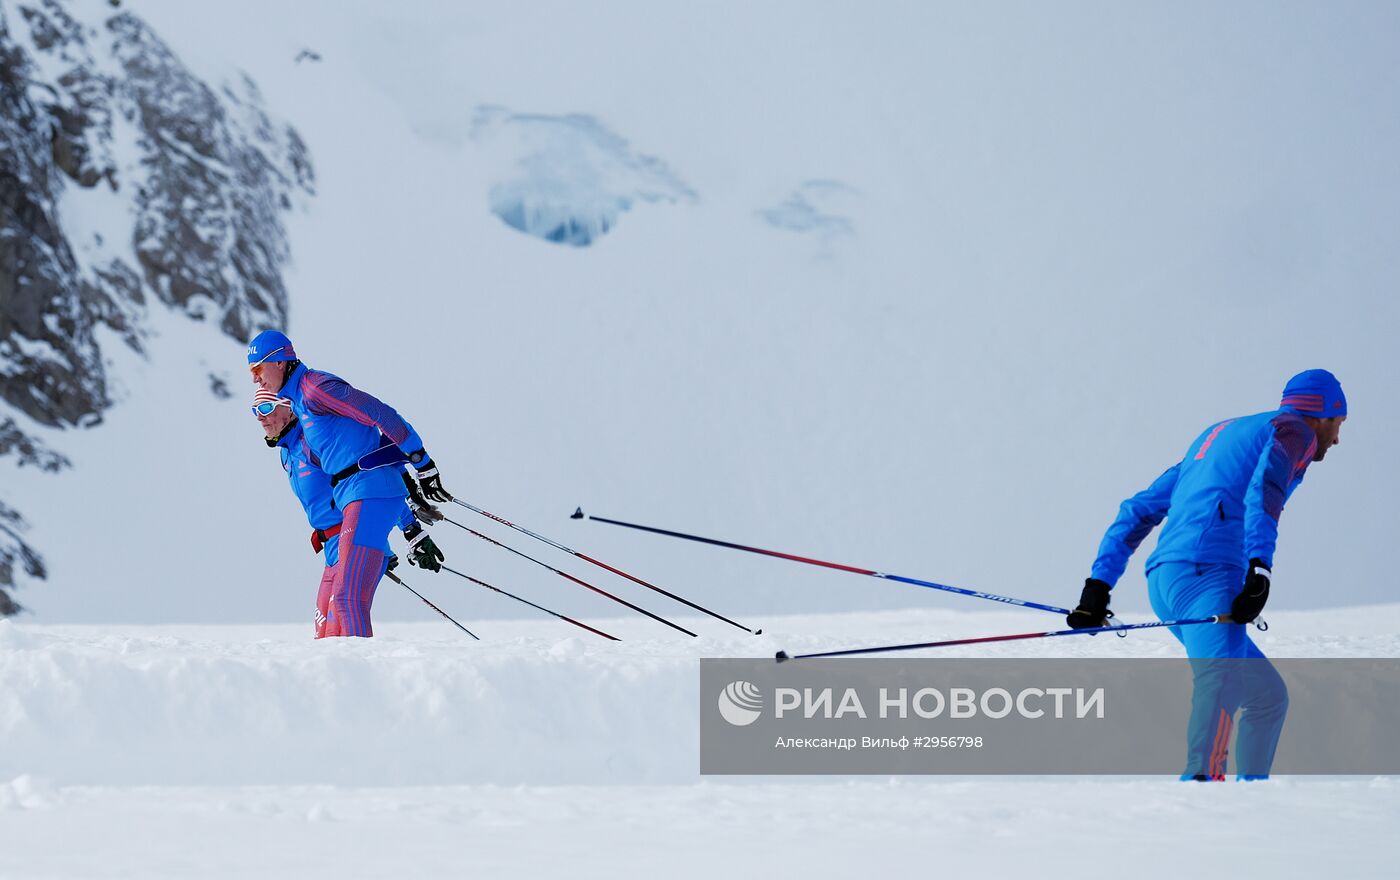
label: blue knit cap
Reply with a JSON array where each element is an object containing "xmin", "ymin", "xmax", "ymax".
[{"xmin": 1281, "ymin": 369, "xmax": 1347, "ymax": 418}]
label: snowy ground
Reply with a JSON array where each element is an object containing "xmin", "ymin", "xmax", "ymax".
[
  {"xmin": 3, "ymin": 605, "xmax": 1399, "ymax": 878},
  {"xmin": 6, "ymin": 778, "xmax": 1399, "ymax": 879}
]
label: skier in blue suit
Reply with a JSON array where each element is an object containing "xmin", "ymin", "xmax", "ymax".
[
  {"xmin": 249, "ymin": 330, "xmax": 451, "ymax": 637},
  {"xmin": 253, "ymin": 388, "xmax": 445, "ymax": 637},
  {"xmin": 1069, "ymin": 370, "xmax": 1347, "ymax": 780}
]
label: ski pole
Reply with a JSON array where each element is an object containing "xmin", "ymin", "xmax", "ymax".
[
  {"xmin": 573, "ymin": 509, "xmax": 1070, "ymax": 616},
  {"xmin": 440, "ymin": 565, "xmax": 620, "ymax": 641},
  {"xmin": 774, "ymin": 616, "xmax": 1226, "ymax": 661},
  {"xmin": 451, "ymin": 498, "xmax": 759, "ymax": 635},
  {"xmin": 386, "ymin": 570, "xmax": 480, "ymax": 640},
  {"xmin": 440, "ymin": 515, "xmax": 699, "ymax": 638}
]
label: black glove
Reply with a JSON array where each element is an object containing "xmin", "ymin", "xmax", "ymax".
[
  {"xmin": 413, "ymin": 457, "xmax": 452, "ymax": 503},
  {"xmin": 404, "ymin": 523, "xmax": 445, "ymax": 572},
  {"xmin": 1066, "ymin": 578, "xmax": 1113, "ymax": 629},
  {"xmin": 1231, "ymin": 559, "xmax": 1271, "ymax": 624},
  {"xmin": 386, "ymin": 554, "xmax": 399, "ymax": 573},
  {"xmin": 400, "ymin": 469, "xmax": 444, "ymax": 523}
]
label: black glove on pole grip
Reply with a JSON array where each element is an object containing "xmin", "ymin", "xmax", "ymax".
[
  {"xmin": 1231, "ymin": 559, "xmax": 1271, "ymax": 625},
  {"xmin": 1067, "ymin": 578, "xmax": 1113, "ymax": 629}
]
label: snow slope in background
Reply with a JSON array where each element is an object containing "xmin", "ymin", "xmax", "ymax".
[
  {"xmin": 13, "ymin": 2, "xmax": 1400, "ymax": 628},
  {"xmin": 2, "ymin": 607, "xmax": 1399, "ymax": 878}
]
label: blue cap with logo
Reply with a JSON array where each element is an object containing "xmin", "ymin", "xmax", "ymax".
[{"xmin": 247, "ymin": 330, "xmax": 297, "ymax": 367}]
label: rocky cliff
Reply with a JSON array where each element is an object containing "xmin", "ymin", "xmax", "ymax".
[{"xmin": 0, "ymin": 0, "xmax": 312, "ymax": 613}]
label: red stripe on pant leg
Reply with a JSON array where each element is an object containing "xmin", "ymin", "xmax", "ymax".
[
  {"xmin": 315, "ymin": 565, "xmax": 336, "ymax": 639},
  {"xmin": 359, "ymin": 548, "xmax": 377, "ymax": 636},
  {"xmin": 340, "ymin": 542, "xmax": 382, "ymax": 637},
  {"xmin": 351, "ymin": 550, "xmax": 374, "ymax": 637},
  {"xmin": 345, "ymin": 544, "xmax": 366, "ymax": 637},
  {"xmin": 1209, "ymin": 711, "xmax": 1227, "ymax": 778},
  {"xmin": 1210, "ymin": 709, "xmax": 1233, "ymax": 779},
  {"xmin": 339, "ymin": 545, "xmax": 357, "ymax": 636},
  {"xmin": 346, "ymin": 545, "xmax": 383, "ymax": 637},
  {"xmin": 329, "ymin": 502, "xmax": 363, "ymax": 639},
  {"xmin": 326, "ymin": 499, "xmax": 387, "ymax": 638},
  {"xmin": 361, "ymin": 551, "xmax": 383, "ymax": 634},
  {"xmin": 1208, "ymin": 711, "xmax": 1223, "ymax": 778}
]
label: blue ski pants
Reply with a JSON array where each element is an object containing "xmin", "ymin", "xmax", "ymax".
[
  {"xmin": 1147, "ymin": 561, "xmax": 1288, "ymax": 780},
  {"xmin": 325, "ymin": 497, "xmax": 398, "ymax": 638}
]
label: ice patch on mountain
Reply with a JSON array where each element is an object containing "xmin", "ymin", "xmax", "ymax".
[{"xmin": 471, "ymin": 107, "xmax": 696, "ymax": 247}]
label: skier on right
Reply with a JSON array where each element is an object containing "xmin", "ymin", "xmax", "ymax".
[{"xmin": 1068, "ymin": 369, "xmax": 1347, "ymax": 780}]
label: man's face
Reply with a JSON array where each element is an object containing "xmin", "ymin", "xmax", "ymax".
[
  {"xmin": 251, "ymin": 360, "xmax": 285, "ymax": 394},
  {"xmin": 256, "ymin": 401, "xmax": 294, "ymax": 438},
  {"xmin": 1312, "ymin": 416, "xmax": 1345, "ymax": 462}
]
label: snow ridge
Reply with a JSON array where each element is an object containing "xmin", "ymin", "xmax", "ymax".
[{"xmin": 0, "ymin": 621, "xmax": 700, "ymax": 786}]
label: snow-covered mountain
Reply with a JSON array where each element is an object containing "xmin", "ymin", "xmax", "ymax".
[
  {"xmin": 3, "ymin": 0, "xmax": 1398, "ymax": 628},
  {"xmin": 0, "ymin": 0, "xmax": 310, "ymax": 612}
]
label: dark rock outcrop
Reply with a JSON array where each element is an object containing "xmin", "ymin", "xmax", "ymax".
[
  {"xmin": 0, "ymin": 500, "xmax": 44, "ymax": 615},
  {"xmin": 0, "ymin": 0, "xmax": 313, "ymax": 613}
]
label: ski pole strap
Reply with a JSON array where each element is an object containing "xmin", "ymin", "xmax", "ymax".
[
  {"xmin": 331, "ymin": 438, "xmax": 413, "ymax": 487},
  {"xmin": 775, "ymin": 616, "xmax": 1224, "ymax": 661}
]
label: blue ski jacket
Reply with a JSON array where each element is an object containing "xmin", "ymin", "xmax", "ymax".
[
  {"xmin": 280, "ymin": 363, "xmax": 433, "ymax": 510},
  {"xmin": 276, "ymin": 421, "xmax": 417, "ymax": 565},
  {"xmin": 1091, "ymin": 409, "xmax": 1318, "ymax": 586},
  {"xmin": 278, "ymin": 422, "xmax": 339, "ymax": 533}
]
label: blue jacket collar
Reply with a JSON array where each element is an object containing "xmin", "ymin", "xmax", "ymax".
[
  {"xmin": 283, "ymin": 361, "xmax": 308, "ymax": 392},
  {"xmin": 276, "ymin": 420, "xmax": 304, "ymax": 450}
]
